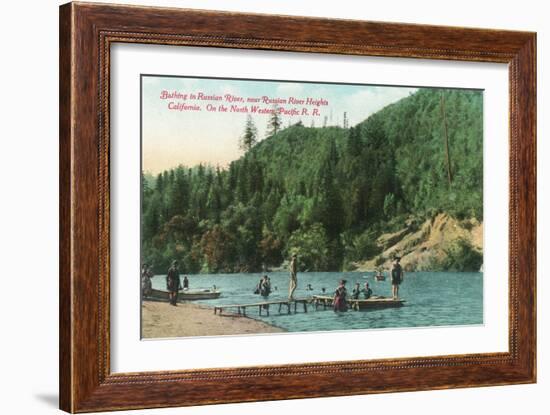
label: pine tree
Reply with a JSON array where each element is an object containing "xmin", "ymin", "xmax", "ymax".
[
  {"xmin": 346, "ymin": 127, "xmax": 362, "ymax": 156},
  {"xmin": 155, "ymin": 173, "xmax": 164, "ymax": 193},
  {"xmin": 266, "ymin": 106, "xmax": 282, "ymax": 137},
  {"xmin": 167, "ymin": 167, "xmax": 189, "ymax": 218},
  {"xmin": 316, "ymin": 140, "xmax": 344, "ymax": 240},
  {"xmin": 239, "ymin": 115, "xmax": 258, "ymax": 152}
]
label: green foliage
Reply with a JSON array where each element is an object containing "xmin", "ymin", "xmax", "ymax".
[
  {"xmin": 429, "ymin": 238, "xmax": 483, "ymax": 272},
  {"xmin": 259, "ymin": 229, "xmax": 284, "ymax": 268},
  {"xmin": 141, "ymin": 88, "xmax": 483, "ymax": 273},
  {"xmin": 286, "ymin": 224, "xmax": 330, "ymax": 271},
  {"xmin": 350, "ymin": 230, "xmax": 382, "ymax": 261}
]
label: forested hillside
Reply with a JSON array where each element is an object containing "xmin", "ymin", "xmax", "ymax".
[{"xmin": 141, "ymin": 88, "xmax": 483, "ymax": 274}]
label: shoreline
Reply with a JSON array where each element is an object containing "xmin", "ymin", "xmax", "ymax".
[{"xmin": 141, "ymin": 300, "xmax": 285, "ymax": 338}]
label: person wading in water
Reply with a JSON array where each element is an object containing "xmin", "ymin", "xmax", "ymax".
[
  {"xmin": 363, "ymin": 282, "xmax": 373, "ymax": 299},
  {"xmin": 260, "ymin": 275, "xmax": 271, "ymax": 298},
  {"xmin": 352, "ymin": 282, "xmax": 362, "ymax": 299},
  {"xmin": 333, "ymin": 279, "xmax": 348, "ymax": 312},
  {"xmin": 390, "ymin": 256, "xmax": 404, "ymax": 300},
  {"xmin": 288, "ymin": 253, "xmax": 298, "ymax": 300},
  {"xmin": 166, "ymin": 260, "xmax": 181, "ymax": 306}
]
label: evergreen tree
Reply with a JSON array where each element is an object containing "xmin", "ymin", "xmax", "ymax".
[
  {"xmin": 266, "ymin": 106, "xmax": 282, "ymax": 137},
  {"xmin": 239, "ymin": 115, "xmax": 258, "ymax": 152},
  {"xmin": 316, "ymin": 141, "xmax": 344, "ymax": 240},
  {"xmin": 155, "ymin": 173, "xmax": 164, "ymax": 193},
  {"xmin": 346, "ymin": 126, "xmax": 362, "ymax": 156},
  {"xmin": 166, "ymin": 167, "xmax": 188, "ymax": 218}
]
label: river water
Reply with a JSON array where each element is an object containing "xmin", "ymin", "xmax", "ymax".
[{"xmin": 149, "ymin": 271, "xmax": 483, "ymax": 333}]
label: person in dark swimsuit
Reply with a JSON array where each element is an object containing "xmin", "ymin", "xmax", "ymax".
[
  {"xmin": 352, "ymin": 282, "xmax": 361, "ymax": 299},
  {"xmin": 391, "ymin": 257, "xmax": 404, "ymax": 300},
  {"xmin": 363, "ymin": 282, "xmax": 373, "ymax": 299},
  {"xmin": 166, "ymin": 260, "xmax": 181, "ymax": 306},
  {"xmin": 259, "ymin": 275, "xmax": 271, "ymax": 298}
]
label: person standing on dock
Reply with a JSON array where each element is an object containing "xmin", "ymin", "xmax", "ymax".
[
  {"xmin": 166, "ymin": 260, "xmax": 181, "ymax": 306},
  {"xmin": 288, "ymin": 253, "xmax": 298, "ymax": 300},
  {"xmin": 390, "ymin": 256, "xmax": 404, "ymax": 300}
]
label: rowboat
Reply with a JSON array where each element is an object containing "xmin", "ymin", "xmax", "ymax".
[
  {"xmin": 374, "ymin": 274, "xmax": 386, "ymax": 281},
  {"xmin": 312, "ymin": 295, "xmax": 405, "ymax": 311},
  {"xmin": 147, "ymin": 288, "xmax": 221, "ymax": 301}
]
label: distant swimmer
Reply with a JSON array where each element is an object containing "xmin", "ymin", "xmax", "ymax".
[{"xmin": 375, "ymin": 270, "xmax": 386, "ymax": 281}]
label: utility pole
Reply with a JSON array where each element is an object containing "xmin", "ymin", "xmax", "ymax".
[{"xmin": 440, "ymin": 92, "xmax": 453, "ymax": 186}]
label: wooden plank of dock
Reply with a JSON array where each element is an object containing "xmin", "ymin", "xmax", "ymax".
[{"xmin": 214, "ymin": 298, "xmax": 311, "ymax": 317}]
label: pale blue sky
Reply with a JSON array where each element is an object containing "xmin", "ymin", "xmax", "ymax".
[{"xmin": 142, "ymin": 76, "xmax": 417, "ymax": 174}]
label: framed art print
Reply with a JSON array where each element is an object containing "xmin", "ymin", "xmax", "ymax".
[{"xmin": 59, "ymin": 2, "xmax": 536, "ymax": 412}]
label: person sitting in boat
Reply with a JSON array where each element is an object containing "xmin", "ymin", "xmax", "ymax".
[
  {"xmin": 183, "ymin": 275, "xmax": 189, "ymax": 290},
  {"xmin": 333, "ymin": 279, "xmax": 348, "ymax": 312},
  {"xmin": 352, "ymin": 282, "xmax": 362, "ymax": 299},
  {"xmin": 363, "ymin": 282, "xmax": 373, "ymax": 299},
  {"xmin": 259, "ymin": 275, "xmax": 271, "ymax": 298}
]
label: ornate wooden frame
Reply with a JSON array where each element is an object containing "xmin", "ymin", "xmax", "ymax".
[{"xmin": 59, "ymin": 2, "xmax": 536, "ymax": 412}]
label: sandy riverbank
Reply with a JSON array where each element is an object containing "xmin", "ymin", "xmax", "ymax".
[{"xmin": 141, "ymin": 300, "xmax": 285, "ymax": 338}]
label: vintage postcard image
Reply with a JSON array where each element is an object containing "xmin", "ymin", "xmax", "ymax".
[{"xmin": 140, "ymin": 75, "xmax": 483, "ymax": 339}]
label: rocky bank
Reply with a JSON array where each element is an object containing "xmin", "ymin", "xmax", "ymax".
[{"xmin": 354, "ymin": 213, "xmax": 483, "ymax": 272}]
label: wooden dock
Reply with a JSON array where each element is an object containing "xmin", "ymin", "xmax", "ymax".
[
  {"xmin": 213, "ymin": 298, "xmax": 311, "ymax": 317},
  {"xmin": 213, "ymin": 295, "xmax": 405, "ymax": 317}
]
